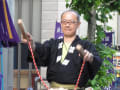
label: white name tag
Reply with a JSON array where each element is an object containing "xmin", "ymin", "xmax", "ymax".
[
  {"xmin": 69, "ymin": 46, "xmax": 75, "ymax": 53},
  {"xmin": 62, "ymin": 59, "xmax": 70, "ymax": 66},
  {"xmin": 58, "ymin": 42, "xmax": 63, "ymax": 49},
  {"xmin": 56, "ymin": 56, "xmax": 61, "ymax": 63}
]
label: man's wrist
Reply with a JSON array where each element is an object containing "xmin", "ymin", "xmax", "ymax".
[{"xmin": 89, "ymin": 54, "xmax": 94, "ymax": 63}]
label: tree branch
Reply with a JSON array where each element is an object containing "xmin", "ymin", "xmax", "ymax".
[{"xmin": 105, "ymin": 0, "xmax": 116, "ymax": 6}]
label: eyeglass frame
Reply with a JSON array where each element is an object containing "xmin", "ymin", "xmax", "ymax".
[{"xmin": 61, "ymin": 20, "xmax": 79, "ymax": 25}]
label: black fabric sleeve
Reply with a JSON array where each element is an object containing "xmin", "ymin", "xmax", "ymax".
[{"xmin": 27, "ymin": 39, "xmax": 54, "ymax": 66}]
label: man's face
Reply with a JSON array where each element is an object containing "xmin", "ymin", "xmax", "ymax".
[{"xmin": 61, "ymin": 12, "xmax": 80, "ymax": 37}]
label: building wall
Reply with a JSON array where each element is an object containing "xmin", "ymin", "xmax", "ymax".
[
  {"xmin": 107, "ymin": 12, "xmax": 118, "ymax": 45},
  {"xmin": 117, "ymin": 15, "xmax": 120, "ymax": 46},
  {"xmin": 41, "ymin": 0, "xmax": 58, "ymax": 42}
]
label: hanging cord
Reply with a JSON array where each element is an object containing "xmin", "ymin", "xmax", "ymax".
[
  {"xmin": 74, "ymin": 57, "xmax": 86, "ymax": 90},
  {"xmin": 28, "ymin": 41, "xmax": 49, "ymax": 90}
]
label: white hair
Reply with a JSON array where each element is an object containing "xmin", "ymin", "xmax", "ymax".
[{"xmin": 61, "ymin": 10, "xmax": 80, "ymax": 22}]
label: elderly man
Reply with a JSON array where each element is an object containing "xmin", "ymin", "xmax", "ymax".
[{"xmin": 22, "ymin": 10, "xmax": 102, "ymax": 90}]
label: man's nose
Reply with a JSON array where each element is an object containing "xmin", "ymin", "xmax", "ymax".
[{"xmin": 65, "ymin": 24, "xmax": 70, "ymax": 27}]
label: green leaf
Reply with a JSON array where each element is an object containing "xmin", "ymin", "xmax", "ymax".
[
  {"xmin": 91, "ymin": 79, "xmax": 97, "ymax": 85},
  {"xmin": 95, "ymin": 0, "xmax": 101, "ymax": 7},
  {"xmin": 109, "ymin": 14, "xmax": 112, "ymax": 19},
  {"xmin": 88, "ymin": 0, "xmax": 92, "ymax": 3},
  {"xmin": 106, "ymin": 26, "xmax": 112, "ymax": 31},
  {"xmin": 66, "ymin": 3, "xmax": 69, "ymax": 8},
  {"xmin": 65, "ymin": 0, "xmax": 70, "ymax": 2},
  {"xmin": 104, "ymin": 8, "xmax": 110, "ymax": 14}
]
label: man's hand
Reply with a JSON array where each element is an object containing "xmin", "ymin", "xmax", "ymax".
[
  {"xmin": 76, "ymin": 44, "xmax": 93, "ymax": 63},
  {"xmin": 18, "ymin": 19, "xmax": 33, "ymax": 44},
  {"xmin": 84, "ymin": 50, "xmax": 93, "ymax": 63},
  {"xmin": 21, "ymin": 32, "xmax": 33, "ymax": 43},
  {"xmin": 21, "ymin": 32, "xmax": 35, "ymax": 50}
]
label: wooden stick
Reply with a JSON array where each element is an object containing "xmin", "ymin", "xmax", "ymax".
[{"xmin": 17, "ymin": 19, "xmax": 28, "ymax": 39}]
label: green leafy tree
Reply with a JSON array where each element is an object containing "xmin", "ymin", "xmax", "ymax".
[{"xmin": 65, "ymin": 0, "xmax": 120, "ymax": 89}]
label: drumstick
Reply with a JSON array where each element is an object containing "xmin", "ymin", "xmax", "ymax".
[
  {"xmin": 76, "ymin": 44, "xmax": 85, "ymax": 57},
  {"xmin": 17, "ymin": 19, "xmax": 28, "ymax": 40}
]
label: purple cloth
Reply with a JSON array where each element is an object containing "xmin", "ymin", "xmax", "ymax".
[
  {"xmin": 102, "ymin": 32, "xmax": 114, "ymax": 47},
  {"xmin": 0, "ymin": 0, "xmax": 20, "ymax": 47},
  {"xmin": 54, "ymin": 21, "xmax": 63, "ymax": 39}
]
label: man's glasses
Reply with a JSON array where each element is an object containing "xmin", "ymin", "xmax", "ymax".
[{"xmin": 61, "ymin": 20, "xmax": 78, "ymax": 25}]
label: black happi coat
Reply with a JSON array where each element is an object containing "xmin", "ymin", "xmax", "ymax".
[{"xmin": 30, "ymin": 36, "xmax": 102, "ymax": 87}]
